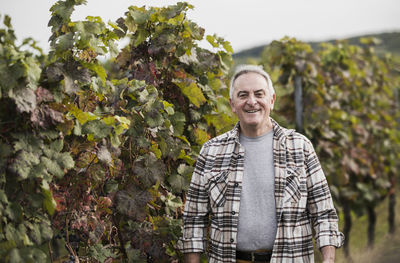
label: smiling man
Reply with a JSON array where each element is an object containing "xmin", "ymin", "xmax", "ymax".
[{"xmin": 180, "ymin": 65, "xmax": 344, "ymax": 263}]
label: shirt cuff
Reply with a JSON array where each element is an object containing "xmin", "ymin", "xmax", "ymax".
[
  {"xmin": 316, "ymin": 231, "xmax": 345, "ymax": 249},
  {"xmin": 177, "ymin": 237, "xmax": 207, "ymax": 253}
]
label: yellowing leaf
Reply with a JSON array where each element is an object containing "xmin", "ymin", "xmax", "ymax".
[
  {"xmin": 67, "ymin": 104, "xmax": 88, "ymax": 124},
  {"xmin": 151, "ymin": 142, "xmax": 162, "ymax": 159},
  {"xmin": 175, "ymin": 81, "xmax": 206, "ymax": 108},
  {"xmin": 222, "ymin": 41, "xmax": 234, "ymax": 53},
  {"xmin": 84, "ymin": 62, "xmax": 107, "ymax": 84},
  {"xmin": 206, "ymin": 35, "xmax": 218, "ymax": 48},
  {"xmin": 162, "ymin": 101, "xmax": 175, "ymax": 115},
  {"xmin": 103, "ymin": 116, "xmax": 116, "ymax": 125},
  {"xmin": 193, "ymin": 128, "xmax": 210, "ymax": 145},
  {"xmin": 115, "ymin": 116, "xmax": 131, "ymax": 128},
  {"xmin": 85, "ymin": 112, "xmax": 98, "ymax": 121}
]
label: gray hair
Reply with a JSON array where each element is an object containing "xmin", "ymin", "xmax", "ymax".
[{"xmin": 229, "ymin": 64, "xmax": 275, "ymax": 99}]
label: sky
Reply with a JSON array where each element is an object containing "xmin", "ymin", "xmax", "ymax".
[{"xmin": 1, "ymin": 0, "xmax": 399, "ymax": 53}]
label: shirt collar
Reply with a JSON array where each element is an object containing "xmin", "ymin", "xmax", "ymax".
[{"xmin": 228, "ymin": 118, "xmax": 292, "ymax": 144}]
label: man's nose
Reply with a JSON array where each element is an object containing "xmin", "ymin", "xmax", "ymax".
[{"xmin": 246, "ymin": 94, "xmax": 257, "ymax": 105}]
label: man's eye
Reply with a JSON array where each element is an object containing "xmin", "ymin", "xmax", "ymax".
[{"xmin": 255, "ymin": 93, "xmax": 264, "ymax": 97}]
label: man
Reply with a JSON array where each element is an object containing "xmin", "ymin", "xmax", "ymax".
[{"xmin": 179, "ymin": 65, "xmax": 344, "ymax": 263}]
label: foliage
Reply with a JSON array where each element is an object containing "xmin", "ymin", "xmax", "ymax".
[
  {"xmin": 1, "ymin": 0, "xmax": 399, "ymax": 261},
  {"xmin": 0, "ymin": 1, "xmax": 235, "ymax": 262},
  {"xmin": 261, "ymin": 37, "xmax": 400, "ymax": 215}
]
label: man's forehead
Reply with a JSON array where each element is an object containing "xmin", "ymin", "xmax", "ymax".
[
  {"xmin": 234, "ymin": 71, "xmax": 269, "ymax": 84},
  {"xmin": 234, "ymin": 73, "xmax": 269, "ymax": 90}
]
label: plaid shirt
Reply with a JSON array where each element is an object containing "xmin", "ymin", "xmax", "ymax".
[{"xmin": 180, "ymin": 119, "xmax": 344, "ymax": 263}]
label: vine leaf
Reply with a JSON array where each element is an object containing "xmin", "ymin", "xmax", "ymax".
[
  {"xmin": 82, "ymin": 120, "xmax": 112, "ymax": 139},
  {"xmin": 133, "ymin": 154, "xmax": 166, "ymax": 188},
  {"xmin": 174, "ymin": 80, "xmax": 206, "ymax": 108},
  {"xmin": 9, "ymin": 87, "xmax": 37, "ymax": 113},
  {"xmin": 116, "ymin": 184, "xmax": 152, "ymax": 221}
]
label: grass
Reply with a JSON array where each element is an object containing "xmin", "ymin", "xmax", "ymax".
[{"xmin": 332, "ymin": 192, "xmax": 400, "ymax": 263}]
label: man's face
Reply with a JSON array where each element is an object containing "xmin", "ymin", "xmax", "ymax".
[{"xmin": 229, "ymin": 72, "xmax": 275, "ymax": 136}]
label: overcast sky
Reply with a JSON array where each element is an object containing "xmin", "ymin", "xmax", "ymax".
[{"xmin": 1, "ymin": 0, "xmax": 399, "ymax": 53}]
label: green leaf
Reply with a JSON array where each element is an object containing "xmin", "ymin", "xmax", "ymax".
[
  {"xmin": 41, "ymin": 156, "xmax": 64, "ymax": 178},
  {"xmin": 4, "ymin": 14, "xmax": 12, "ymax": 28},
  {"xmin": 89, "ymin": 243, "xmax": 117, "ymax": 262},
  {"xmin": 27, "ymin": 223, "xmax": 42, "ymax": 245},
  {"xmin": 0, "ymin": 142, "xmax": 12, "ymax": 168},
  {"xmin": 5, "ymin": 202, "xmax": 23, "ymax": 222},
  {"xmin": 128, "ymin": 8, "xmax": 149, "ymax": 25},
  {"xmin": 134, "ymin": 29, "xmax": 148, "ymax": 47},
  {"xmin": 8, "ymin": 87, "xmax": 36, "ymax": 113},
  {"xmin": 41, "ymin": 180, "xmax": 57, "ymax": 216},
  {"xmin": 168, "ymin": 174, "xmax": 187, "ymax": 193},
  {"xmin": 57, "ymin": 152, "xmax": 75, "ymax": 170},
  {"xmin": 39, "ymin": 221, "xmax": 53, "ymax": 241},
  {"xmin": 82, "ymin": 120, "xmax": 112, "ymax": 139},
  {"xmin": 0, "ymin": 240, "xmax": 16, "ymax": 256},
  {"xmin": 8, "ymin": 248, "xmax": 22, "ymax": 263},
  {"xmin": 56, "ymin": 33, "xmax": 74, "ymax": 52},
  {"xmin": 24, "ymin": 56, "xmax": 41, "ymax": 85},
  {"xmin": 50, "ymin": 139, "xmax": 63, "ymax": 153},
  {"xmin": 5, "ymin": 223, "xmax": 30, "ymax": 247},
  {"xmin": 0, "ymin": 189, "xmax": 8, "ymax": 203},
  {"xmin": 110, "ymin": 133, "xmax": 121, "ymax": 148},
  {"xmin": 11, "ymin": 150, "xmax": 40, "ymax": 179},
  {"xmin": 50, "ymin": 0, "xmax": 78, "ymax": 21}
]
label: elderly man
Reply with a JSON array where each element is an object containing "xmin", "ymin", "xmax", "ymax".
[{"xmin": 180, "ymin": 65, "xmax": 344, "ymax": 263}]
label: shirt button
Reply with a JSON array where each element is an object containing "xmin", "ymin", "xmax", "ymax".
[
  {"xmin": 230, "ymin": 238, "xmax": 234, "ymax": 243},
  {"xmin": 231, "ymin": 211, "xmax": 236, "ymax": 215},
  {"xmin": 234, "ymin": 182, "xmax": 239, "ymax": 187}
]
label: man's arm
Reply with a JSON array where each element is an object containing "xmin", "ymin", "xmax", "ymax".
[
  {"xmin": 179, "ymin": 149, "xmax": 209, "ymax": 257},
  {"xmin": 321, "ymin": 245, "xmax": 335, "ymax": 263},
  {"xmin": 184, "ymin": 252, "xmax": 201, "ymax": 263},
  {"xmin": 304, "ymin": 139, "xmax": 344, "ymax": 250}
]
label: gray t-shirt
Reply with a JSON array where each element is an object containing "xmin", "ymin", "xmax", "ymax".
[{"xmin": 236, "ymin": 130, "xmax": 277, "ymax": 251}]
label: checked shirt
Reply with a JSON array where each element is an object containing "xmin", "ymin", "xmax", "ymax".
[{"xmin": 179, "ymin": 119, "xmax": 344, "ymax": 262}]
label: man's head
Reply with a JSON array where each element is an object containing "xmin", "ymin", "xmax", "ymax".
[
  {"xmin": 229, "ymin": 64, "xmax": 275, "ymax": 99},
  {"xmin": 229, "ymin": 65, "xmax": 276, "ymax": 137}
]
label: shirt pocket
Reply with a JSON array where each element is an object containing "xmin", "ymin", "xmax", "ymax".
[
  {"xmin": 283, "ymin": 167, "xmax": 307, "ymax": 209},
  {"xmin": 207, "ymin": 170, "xmax": 229, "ymax": 208}
]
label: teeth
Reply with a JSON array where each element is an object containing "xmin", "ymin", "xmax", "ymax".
[{"xmin": 246, "ymin": 110, "xmax": 258, "ymax": 113}]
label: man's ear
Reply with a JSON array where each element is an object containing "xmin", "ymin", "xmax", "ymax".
[
  {"xmin": 229, "ymin": 98, "xmax": 236, "ymax": 113},
  {"xmin": 271, "ymin": 93, "xmax": 276, "ymax": 110}
]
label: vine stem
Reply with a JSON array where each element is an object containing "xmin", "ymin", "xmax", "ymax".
[{"xmin": 48, "ymin": 241, "xmax": 54, "ymax": 263}]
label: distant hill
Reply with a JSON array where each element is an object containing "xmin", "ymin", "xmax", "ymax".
[{"xmin": 233, "ymin": 32, "xmax": 400, "ymax": 62}]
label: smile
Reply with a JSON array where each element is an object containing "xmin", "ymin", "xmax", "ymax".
[{"xmin": 245, "ymin": 109, "xmax": 260, "ymax": 113}]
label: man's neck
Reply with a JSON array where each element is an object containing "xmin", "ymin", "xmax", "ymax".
[{"xmin": 240, "ymin": 120, "xmax": 273, "ymax": 138}]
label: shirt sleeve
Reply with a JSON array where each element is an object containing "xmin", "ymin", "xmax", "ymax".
[
  {"xmin": 178, "ymin": 146, "xmax": 210, "ymax": 253},
  {"xmin": 304, "ymin": 139, "xmax": 345, "ymax": 249}
]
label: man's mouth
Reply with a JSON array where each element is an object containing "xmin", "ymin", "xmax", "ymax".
[{"xmin": 245, "ymin": 109, "xmax": 260, "ymax": 113}]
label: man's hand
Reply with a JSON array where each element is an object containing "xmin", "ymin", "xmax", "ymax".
[
  {"xmin": 184, "ymin": 252, "xmax": 201, "ymax": 263},
  {"xmin": 321, "ymin": 245, "xmax": 336, "ymax": 263}
]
